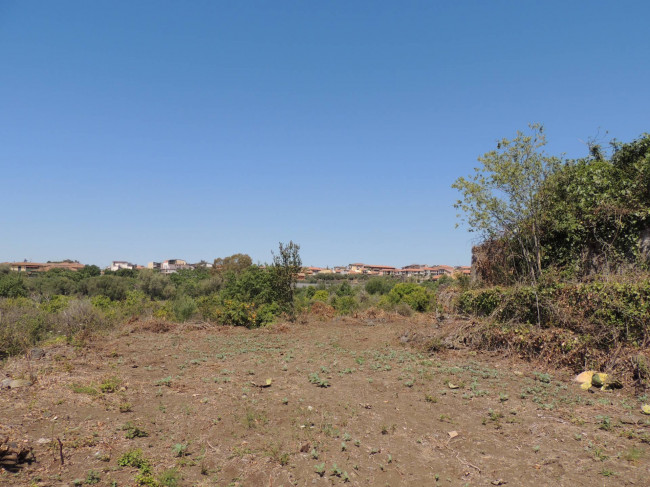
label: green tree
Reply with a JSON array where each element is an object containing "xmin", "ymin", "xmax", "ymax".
[
  {"xmin": 452, "ymin": 123, "xmax": 561, "ymax": 282},
  {"xmin": 77, "ymin": 265, "xmax": 101, "ymax": 279},
  {"xmin": 270, "ymin": 241, "xmax": 302, "ymax": 319},
  {"xmin": 541, "ymin": 134, "xmax": 650, "ymax": 274},
  {"xmin": 0, "ymin": 272, "xmax": 27, "ymax": 298},
  {"xmin": 212, "ymin": 253, "xmax": 253, "ymax": 275}
]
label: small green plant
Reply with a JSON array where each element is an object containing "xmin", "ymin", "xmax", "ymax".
[
  {"xmin": 621, "ymin": 447, "xmax": 642, "ymax": 462},
  {"xmin": 71, "ymin": 383, "xmax": 99, "ymax": 396},
  {"xmin": 85, "ymin": 470, "xmax": 101, "ymax": 484},
  {"xmin": 117, "ymin": 448, "xmax": 151, "ymax": 473},
  {"xmin": 308, "ymin": 372, "xmax": 330, "ymax": 388},
  {"xmin": 158, "ymin": 468, "xmax": 181, "ymax": 487},
  {"xmin": 330, "ymin": 463, "xmax": 342, "ymax": 477},
  {"xmin": 592, "ymin": 446, "xmax": 608, "ymax": 462},
  {"xmin": 243, "ymin": 409, "xmax": 268, "ymax": 429},
  {"xmin": 314, "ymin": 462, "xmax": 326, "ymax": 477},
  {"xmin": 119, "ymin": 402, "xmax": 133, "ymax": 413},
  {"xmin": 155, "ymin": 376, "xmax": 172, "ymax": 387},
  {"xmin": 100, "ymin": 376, "xmax": 122, "ymax": 393},
  {"xmin": 424, "ymin": 394, "xmax": 437, "ymax": 403},
  {"xmin": 122, "ymin": 422, "xmax": 148, "ymax": 439},
  {"xmin": 172, "ymin": 443, "xmax": 188, "ymax": 457},
  {"xmin": 597, "ymin": 415, "xmax": 612, "ymax": 431}
]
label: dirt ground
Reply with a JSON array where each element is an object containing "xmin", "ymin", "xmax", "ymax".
[{"xmin": 1, "ymin": 316, "xmax": 649, "ymax": 486}]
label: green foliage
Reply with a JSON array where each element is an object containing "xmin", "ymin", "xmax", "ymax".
[
  {"xmin": 0, "ymin": 272, "xmax": 27, "ymax": 298},
  {"xmin": 212, "ymin": 253, "xmax": 253, "ymax": 275},
  {"xmin": 335, "ymin": 281, "xmax": 354, "ymax": 297},
  {"xmin": 465, "ymin": 131, "xmax": 650, "ymax": 283},
  {"xmin": 172, "ymin": 443, "xmax": 188, "ymax": 457},
  {"xmin": 270, "ymin": 241, "xmax": 302, "ymax": 318},
  {"xmin": 453, "ymin": 123, "xmax": 561, "ymax": 281},
  {"xmin": 311, "ymin": 290, "xmax": 330, "ymax": 302},
  {"xmin": 115, "ymin": 268, "xmax": 138, "ymax": 278},
  {"xmin": 365, "ymin": 277, "xmax": 394, "ymax": 295},
  {"xmin": 40, "ymin": 295, "xmax": 71, "ymax": 313},
  {"xmin": 196, "ymin": 293, "xmax": 221, "ymax": 321},
  {"xmin": 117, "ymin": 448, "xmax": 150, "ymax": 470},
  {"xmin": 331, "ymin": 295, "xmax": 358, "ymax": 315},
  {"xmin": 77, "ymin": 265, "xmax": 101, "ymax": 279},
  {"xmin": 457, "ymin": 278, "xmax": 650, "ymax": 346},
  {"xmin": 123, "ymin": 422, "xmax": 149, "ymax": 439},
  {"xmin": 541, "ymin": 134, "xmax": 650, "ymax": 274},
  {"xmin": 138, "ymin": 270, "xmax": 175, "ymax": 300},
  {"xmin": 386, "ymin": 283, "xmax": 432, "ymax": 312},
  {"xmin": 220, "ymin": 299, "xmax": 259, "ymax": 327},
  {"xmin": 172, "ymin": 295, "xmax": 197, "ymax": 322},
  {"xmin": 80, "ymin": 275, "xmax": 132, "ymax": 301},
  {"xmin": 158, "ymin": 469, "xmax": 181, "ymax": 487},
  {"xmin": 221, "ymin": 266, "xmax": 274, "ymax": 306}
]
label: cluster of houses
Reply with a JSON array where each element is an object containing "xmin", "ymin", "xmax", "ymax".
[
  {"xmin": 4, "ymin": 259, "xmax": 471, "ymax": 281},
  {"xmin": 109, "ymin": 259, "xmax": 211, "ymax": 275},
  {"xmin": 302, "ymin": 263, "xmax": 471, "ymax": 280}
]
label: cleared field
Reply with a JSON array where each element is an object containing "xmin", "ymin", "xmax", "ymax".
[{"xmin": 1, "ymin": 317, "xmax": 649, "ymax": 486}]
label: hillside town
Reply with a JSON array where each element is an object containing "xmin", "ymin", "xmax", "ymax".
[{"xmin": 2, "ymin": 259, "xmax": 470, "ymax": 281}]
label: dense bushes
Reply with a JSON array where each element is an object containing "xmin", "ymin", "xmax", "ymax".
[
  {"xmin": 456, "ymin": 277, "xmax": 650, "ymax": 347},
  {"xmin": 0, "ymin": 296, "xmax": 107, "ymax": 359},
  {"xmin": 0, "ymin": 272, "xmax": 27, "ymax": 298},
  {"xmin": 365, "ymin": 277, "xmax": 394, "ymax": 295},
  {"xmin": 470, "ymin": 134, "xmax": 650, "ymax": 285},
  {"xmin": 295, "ymin": 280, "xmax": 437, "ymax": 315}
]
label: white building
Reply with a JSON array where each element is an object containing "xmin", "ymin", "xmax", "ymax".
[
  {"xmin": 160, "ymin": 259, "xmax": 191, "ymax": 275},
  {"xmin": 110, "ymin": 261, "xmax": 135, "ymax": 272}
]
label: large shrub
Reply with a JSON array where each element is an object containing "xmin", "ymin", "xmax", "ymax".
[
  {"xmin": 172, "ymin": 295, "xmax": 197, "ymax": 322},
  {"xmin": 365, "ymin": 278, "xmax": 394, "ymax": 295},
  {"xmin": 80, "ymin": 275, "xmax": 132, "ymax": 301},
  {"xmin": 0, "ymin": 273, "xmax": 27, "ymax": 298},
  {"xmin": 386, "ymin": 283, "xmax": 431, "ymax": 312}
]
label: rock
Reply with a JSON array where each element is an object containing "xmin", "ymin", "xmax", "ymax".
[
  {"xmin": 8, "ymin": 379, "xmax": 32, "ymax": 389},
  {"xmin": 29, "ymin": 348, "xmax": 45, "ymax": 360},
  {"xmin": 0, "ymin": 379, "xmax": 12, "ymax": 389},
  {"xmin": 448, "ymin": 431, "xmax": 459, "ymax": 439},
  {"xmin": 36, "ymin": 438, "xmax": 51, "ymax": 445}
]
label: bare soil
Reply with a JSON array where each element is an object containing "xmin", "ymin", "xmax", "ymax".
[{"xmin": 2, "ymin": 316, "xmax": 649, "ymax": 486}]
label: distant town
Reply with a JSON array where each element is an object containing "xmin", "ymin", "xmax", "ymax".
[{"xmin": 3, "ymin": 259, "xmax": 471, "ymax": 280}]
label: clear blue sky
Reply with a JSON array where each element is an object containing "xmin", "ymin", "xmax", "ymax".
[{"xmin": 1, "ymin": 1, "xmax": 648, "ymax": 268}]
